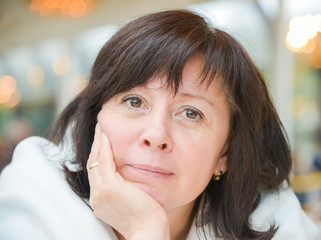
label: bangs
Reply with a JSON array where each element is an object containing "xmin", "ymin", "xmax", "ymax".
[
  {"xmin": 90, "ymin": 10, "xmax": 243, "ymax": 112},
  {"xmin": 91, "ymin": 10, "xmax": 224, "ymax": 98}
]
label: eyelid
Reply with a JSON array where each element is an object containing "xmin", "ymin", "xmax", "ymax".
[
  {"xmin": 176, "ymin": 105, "xmax": 205, "ymax": 123},
  {"xmin": 120, "ymin": 94, "xmax": 205, "ymax": 122},
  {"xmin": 121, "ymin": 94, "xmax": 141, "ymax": 102},
  {"xmin": 121, "ymin": 94, "xmax": 148, "ymax": 111},
  {"xmin": 181, "ymin": 105, "xmax": 204, "ymax": 117}
]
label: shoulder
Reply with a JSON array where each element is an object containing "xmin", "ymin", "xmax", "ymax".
[
  {"xmin": 0, "ymin": 136, "xmax": 117, "ymax": 240},
  {"xmin": 1, "ymin": 136, "xmax": 63, "ymax": 191},
  {"xmin": 0, "ymin": 136, "xmax": 65, "ymax": 213},
  {"xmin": 1, "ymin": 136, "xmax": 64, "ymax": 185},
  {"xmin": 12, "ymin": 136, "xmax": 62, "ymax": 164},
  {"xmin": 8, "ymin": 135, "xmax": 77, "ymax": 172},
  {"xmin": 14, "ymin": 135, "xmax": 55, "ymax": 151},
  {"xmin": 250, "ymin": 183, "xmax": 320, "ymax": 240}
]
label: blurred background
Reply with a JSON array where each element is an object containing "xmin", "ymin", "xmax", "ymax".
[{"xmin": 0, "ymin": 0, "xmax": 320, "ymax": 228}]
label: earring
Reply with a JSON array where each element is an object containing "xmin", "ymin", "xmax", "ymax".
[{"xmin": 213, "ymin": 171, "xmax": 223, "ymax": 181}]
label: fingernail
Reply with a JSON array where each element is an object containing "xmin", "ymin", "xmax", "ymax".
[
  {"xmin": 102, "ymin": 132, "xmax": 107, "ymax": 140},
  {"xmin": 102, "ymin": 133, "xmax": 110, "ymax": 144}
]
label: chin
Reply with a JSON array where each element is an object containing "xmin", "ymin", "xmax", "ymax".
[{"xmin": 131, "ymin": 182, "xmax": 168, "ymax": 207}]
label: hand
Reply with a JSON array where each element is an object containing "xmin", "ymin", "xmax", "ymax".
[{"xmin": 87, "ymin": 124, "xmax": 170, "ymax": 240}]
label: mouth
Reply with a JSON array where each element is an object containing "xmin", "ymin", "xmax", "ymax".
[{"xmin": 127, "ymin": 164, "xmax": 173, "ymax": 178}]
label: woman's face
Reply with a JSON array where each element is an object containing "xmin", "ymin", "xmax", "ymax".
[{"xmin": 97, "ymin": 55, "xmax": 230, "ymax": 214}]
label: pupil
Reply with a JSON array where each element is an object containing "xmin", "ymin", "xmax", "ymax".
[
  {"xmin": 131, "ymin": 99, "xmax": 141, "ymax": 107},
  {"xmin": 186, "ymin": 110, "xmax": 197, "ymax": 119}
]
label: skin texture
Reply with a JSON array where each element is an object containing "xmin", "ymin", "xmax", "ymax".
[{"xmin": 87, "ymin": 55, "xmax": 230, "ymax": 240}]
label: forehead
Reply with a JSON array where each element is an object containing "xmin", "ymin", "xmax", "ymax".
[
  {"xmin": 128, "ymin": 59, "xmax": 229, "ymax": 126},
  {"xmin": 145, "ymin": 54, "xmax": 226, "ymax": 101}
]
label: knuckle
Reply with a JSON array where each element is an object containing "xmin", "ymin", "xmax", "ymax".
[
  {"xmin": 88, "ymin": 152, "xmax": 95, "ymax": 162},
  {"xmin": 87, "ymin": 155, "xmax": 97, "ymax": 169},
  {"xmin": 89, "ymin": 192, "xmax": 100, "ymax": 209},
  {"xmin": 89, "ymin": 185, "xmax": 112, "ymax": 205}
]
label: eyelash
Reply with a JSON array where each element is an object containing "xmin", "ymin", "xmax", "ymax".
[
  {"xmin": 121, "ymin": 94, "xmax": 204, "ymax": 123},
  {"xmin": 121, "ymin": 94, "xmax": 145, "ymax": 111},
  {"xmin": 179, "ymin": 106, "xmax": 204, "ymax": 122}
]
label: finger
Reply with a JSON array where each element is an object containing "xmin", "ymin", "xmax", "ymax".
[
  {"xmin": 87, "ymin": 123, "xmax": 102, "ymax": 190},
  {"xmin": 87, "ymin": 123, "xmax": 101, "ymax": 169},
  {"xmin": 99, "ymin": 132, "xmax": 117, "ymax": 178}
]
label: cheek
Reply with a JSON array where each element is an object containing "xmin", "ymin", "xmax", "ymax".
[
  {"xmin": 98, "ymin": 107, "xmax": 131, "ymax": 137},
  {"xmin": 179, "ymin": 147, "xmax": 219, "ymax": 201},
  {"xmin": 97, "ymin": 112, "xmax": 140, "ymax": 164},
  {"xmin": 178, "ymin": 134, "xmax": 220, "ymax": 181}
]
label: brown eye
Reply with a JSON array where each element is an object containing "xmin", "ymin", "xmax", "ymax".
[
  {"xmin": 186, "ymin": 109, "xmax": 199, "ymax": 119},
  {"xmin": 130, "ymin": 98, "xmax": 142, "ymax": 108},
  {"xmin": 122, "ymin": 95, "xmax": 144, "ymax": 109}
]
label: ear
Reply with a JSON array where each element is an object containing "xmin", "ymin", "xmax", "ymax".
[{"xmin": 213, "ymin": 142, "xmax": 229, "ymax": 175}]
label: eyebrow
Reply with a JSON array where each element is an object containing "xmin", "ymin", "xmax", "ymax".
[
  {"xmin": 141, "ymin": 85, "xmax": 218, "ymax": 108},
  {"xmin": 177, "ymin": 92, "xmax": 216, "ymax": 107}
]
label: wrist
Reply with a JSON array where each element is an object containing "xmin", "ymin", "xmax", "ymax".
[
  {"xmin": 129, "ymin": 217, "xmax": 170, "ymax": 240},
  {"xmin": 130, "ymin": 228, "xmax": 170, "ymax": 240}
]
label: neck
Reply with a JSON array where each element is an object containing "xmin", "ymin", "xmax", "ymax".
[{"xmin": 167, "ymin": 201, "xmax": 196, "ymax": 240}]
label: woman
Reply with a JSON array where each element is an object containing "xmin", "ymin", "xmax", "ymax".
[{"xmin": 0, "ymin": 10, "xmax": 319, "ymax": 240}]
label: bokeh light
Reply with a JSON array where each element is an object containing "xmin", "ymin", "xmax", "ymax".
[
  {"xmin": 27, "ymin": 64, "xmax": 45, "ymax": 86},
  {"xmin": 70, "ymin": 74, "xmax": 88, "ymax": 94},
  {"xmin": 5, "ymin": 89, "xmax": 22, "ymax": 108},
  {"xmin": 0, "ymin": 75, "xmax": 17, "ymax": 104},
  {"xmin": 286, "ymin": 14, "xmax": 321, "ymax": 53},
  {"xmin": 53, "ymin": 56, "xmax": 71, "ymax": 76},
  {"xmin": 29, "ymin": 0, "xmax": 96, "ymax": 18}
]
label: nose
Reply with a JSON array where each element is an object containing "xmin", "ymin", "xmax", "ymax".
[{"xmin": 139, "ymin": 119, "xmax": 173, "ymax": 152}]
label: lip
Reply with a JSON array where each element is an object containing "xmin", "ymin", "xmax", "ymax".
[{"xmin": 127, "ymin": 164, "xmax": 173, "ymax": 178}]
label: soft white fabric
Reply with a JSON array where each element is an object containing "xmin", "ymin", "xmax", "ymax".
[
  {"xmin": 0, "ymin": 137, "xmax": 117, "ymax": 240},
  {"xmin": 0, "ymin": 137, "xmax": 320, "ymax": 240},
  {"xmin": 249, "ymin": 185, "xmax": 320, "ymax": 240}
]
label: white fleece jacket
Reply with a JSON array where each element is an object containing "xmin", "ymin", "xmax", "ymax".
[{"xmin": 0, "ymin": 137, "xmax": 319, "ymax": 240}]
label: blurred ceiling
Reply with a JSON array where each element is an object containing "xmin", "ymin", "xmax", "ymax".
[
  {"xmin": 1, "ymin": 0, "xmax": 321, "ymax": 54},
  {"xmin": 0, "ymin": 0, "xmax": 204, "ymax": 53}
]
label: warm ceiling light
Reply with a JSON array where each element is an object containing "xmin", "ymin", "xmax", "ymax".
[
  {"xmin": 5, "ymin": 89, "xmax": 21, "ymax": 108},
  {"xmin": 0, "ymin": 75, "xmax": 16, "ymax": 102},
  {"xmin": 29, "ymin": 0, "xmax": 97, "ymax": 17},
  {"xmin": 286, "ymin": 14, "xmax": 321, "ymax": 53}
]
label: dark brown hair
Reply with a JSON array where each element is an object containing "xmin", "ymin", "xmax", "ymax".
[{"xmin": 50, "ymin": 10, "xmax": 292, "ymax": 240}]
